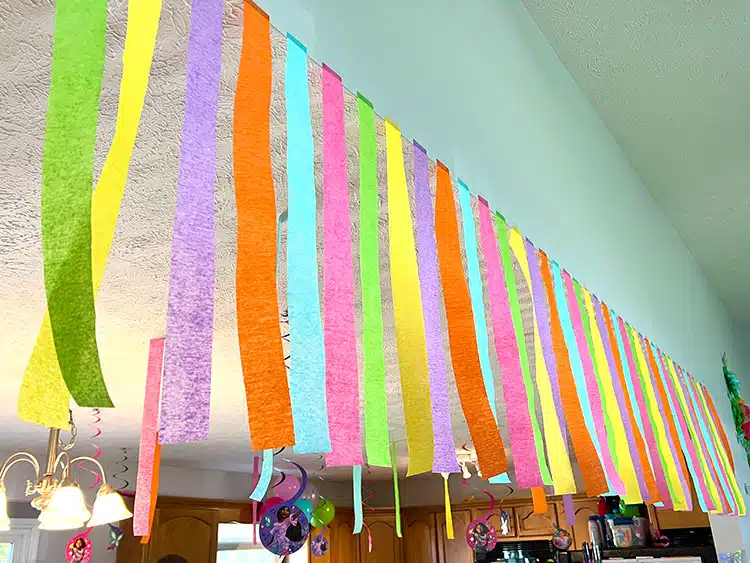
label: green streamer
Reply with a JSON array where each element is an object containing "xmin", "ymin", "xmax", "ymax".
[
  {"xmin": 494, "ymin": 214, "xmax": 552, "ymax": 484},
  {"xmin": 392, "ymin": 441, "xmax": 402, "ymax": 538},
  {"xmin": 358, "ymin": 93, "xmax": 390, "ymax": 467},
  {"xmin": 41, "ymin": 0, "xmax": 113, "ymax": 407}
]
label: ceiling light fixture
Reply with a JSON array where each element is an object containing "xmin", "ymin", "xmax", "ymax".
[{"xmin": 0, "ymin": 411, "xmax": 132, "ymax": 532}]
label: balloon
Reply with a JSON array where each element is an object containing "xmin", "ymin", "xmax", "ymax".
[
  {"xmin": 275, "ymin": 475, "xmax": 301, "ymax": 501},
  {"xmin": 294, "ymin": 499, "xmax": 314, "ymax": 520},
  {"xmin": 259, "ymin": 496, "xmax": 283, "ymax": 518},
  {"xmin": 301, "ymin": 484, "xmax": 320, "ymax": 506},
  {"xmin": 312, "ymin": 497, "xmax": 335, "ymax": 526},
  {"xmin": 310, "ymin": 516, "xmax": 326, "ymax": 529}
]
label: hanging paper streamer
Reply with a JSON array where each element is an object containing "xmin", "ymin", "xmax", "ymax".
[
  {"xmin": 353, "ymin": 465, "xmax": 363, "ymax": 534},
  {"xmin": 478, "ymin": 200, "xmax": 537, "ymax": 485},
  {"xmin": 134, "ymin": 338, "xmax": 165, "ymax": 536},
  {"xmin": 711, "ymin": 367, "xmax": 737, "ymax": 470},
  {"xmin": 159, "ymin": 0, "xmax": 222, "ymax": 444},
  {"xmin": 140, "ymin": 437, "xmax": 162, "ymax": 544},
  {"xmin": 538, "ymin": 252, "xmax": 607, "ymax": 496},
  {"xmin": 323, "ymin": 65, "xmax": 361, "ymax": 466},
  {"xmin": 250, "ymin": 449, "xmax": 274, "ymax": 502},
  {"xmin": 385, "ymin": 119, "xmax": 434, "ymax": 476},
  {"xmin": 442, "ymin": 473, "xmax": 454, "ymax": 540},
  {"xmin": 392, "ymin": 442, "xmax": 402, "ymax": 538},
  {"xmin": 285, "ymin": 34, "xmax": 330, "ymax": 454},
  {"xmin": 531, "ymin": 487, "xmax": 548, "ymax": 514},
  {"xmin": 77, "ymin": 409, "xmax": 103, "ymax": 489},
  {"xmin": 234, "ymin": 3, "xmax": 294, "ymax": 451},
  {"xmin": 508, "ymin": 231, "xmax": 572, "ymax": 493},
  {"xmin": 433, "ymin": 162, "xmax": 507, "ymax": 478},
  {"xmin": 19, "ymin": 0, "xmax": 162, "ymax": 426},
  {"xmin": 113, "ymin": 448, "xmax": 129, "ymax": 491},
  {"xmin": 563, "ymin": 495, "xmax": 576, "ymax": 528},
  {"xmin": 358, "ymin": 94, "xmax": 390, "ymax": 467},
  {"xmin": 414, "ymin": 141, "xmax": 459, "ymax": 474},
  {"xmin": 38, "ymin": 0, "xmax": 111, "ymax": 410}
]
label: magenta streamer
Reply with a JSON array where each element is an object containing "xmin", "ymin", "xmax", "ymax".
[
  {"xmin": 477, "ymin": 198, "xmax": 541, "ymax": 487},
  {"xmin": 413, "ymin": 141, "xmax": 459, "ymax": 474},
  {"xmin": 159, "ymin": 0, "xmax": 221, "ymax": 444},
  {"xmin": 591, "ymin": 296, "xmax": 648, "ymax": 499}
]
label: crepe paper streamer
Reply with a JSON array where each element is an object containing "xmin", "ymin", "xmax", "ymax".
[
  {"xmin": 133, "ymin": 338, "xmax": 165, "ymax": 536},
  {"xmin": 531, "ymin": 487, "xmax": 548, "ymax": 515},
  {"xmin": 358, "ymin": 94, "xmax": 390, "ymax": 467},
  {"xmin": 250, "ymin": 450, "xmax": 274, "ymax": 502},
  {"xmin": 233, "ymin": 5, "xmax": 295, "ymax": 452},
  {"xmin": 159, "ymin": 0, "xmax": 222, "ymax": 444},
  {"xmin": 442, "ymin": 473, "xmax": 454, "ymax": 539},
  {"xmin": 285, "ymin": 35, "xmax": 331, "ymax": 454},
  {"xmin": 539, "ymin": 251, "xmax": 608, "ymax": 496},
  {"xmin": 353, "ymin": 466, "xmax": 363, "ymax": 534},
  {"xmin": 36, "ymin": 0, "xmax": 113, "ymax": 411},
  {"xmin": 509, "ymin": 231, "xmax": 573, "ymax": 494},
  {"xmin": 392, "ymin": 442, "xmax": 403, "ymax": 538},
  {"xmin": 252, "ymin": 456, "xmax": 259, "ymax": 545},
  {"xmin": 433, "ymin": 161, "xmax": 507, "ymax": 478},
  {"xmin": 414, "ymin": 141, "xmax": 460, "ymax": 474},
  {"xmin": 655, "ymin": 350, "xmax": 712, "ymax": 511},
  {"xmin": 579, "ymin": 288, "xmax": 640, "ymax": 503},
  {"xmin": 561, "ymin": 272, "xmax": 624, "ymax": 494},
  {"xmin": 19, "ymin": 0, "xmax": 162, "ymax": 426},
  {"xmin": 321, "ymin": 65, "xmax": 362, "ymax": 466},
  {"xmin": 78, "ymin": 409, "xmax": 103, "ymax": 489},
  {"xmin": 140, "ymin": 436, "xmax": 162, "ymax": 544},
  {"xmin": 563, "ymin": 495, "xmax": 576, "ymax": 527},
  {"xmin": 385, "ymin": 119, "xmax": 434, "ymax": 476},
  {"xmin": 600, "ymin": 303, "xmax": 660, "ymax": 504},
  {"xmin": 705, "ymin": 390, "xmax": 735, "ymax": 471}
]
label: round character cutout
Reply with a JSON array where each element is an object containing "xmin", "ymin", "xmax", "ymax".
[
  {"xmin": 311, "ymin": 529, "xmax": 329, "ymax": 557},
  {"xmin": 466, "ymin": 518, "xmax": 497, "ymax": 554},
  {"xmin": 260, "ymin": 503, "xmax": 310, "ymax": 556},
  {"xmin": 552, "ymin": 527, "xmax": 572, "ymax": 550},
  {"xmin": 66, "ymin": 532, "xmax": 92, "ymax": 563}
]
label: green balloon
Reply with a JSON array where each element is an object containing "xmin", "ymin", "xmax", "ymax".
[
  {"xmin": 312, "ymin": 497, "xmax": 336, "ymax": 526},
  {"xmin": 310, "ymin": 516, "xmax": 326, "ymax": 528}
]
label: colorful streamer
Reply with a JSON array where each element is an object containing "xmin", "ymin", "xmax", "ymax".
[
  {"xmin": 250, "ymin": 449, "xmax": 274, "ymax": 502},
  {"xmin": 392, "ymin": 442, "xmax": 402, "ymax": 538},
  {"xmin": 159, "ymin": 0, "xmax": 222, "ymax": 444},
  {"xmin": 353, "ymin": 466, "xmax": 363, "ymax": 534},
  {"xmin": 705, "ymin": 388, "xmax": 735, "ymax": 471},
  {"xmin": 286, "ymin": 34, "xmax": 330, "ymax": 453},
  {"xmin": 442, "ymin": 473, "xmax": 454, "ymax": 539},
  {"xmin": 134, "ymin": 338, "xmax": 165, "ymax": 536},
  {"xmin": 531, "ymin": 487, "xmax": 548, "ymax": 515},
  {"xmin": 358, "ymin": 94, "xmax": 390, "ymax": 467},
  {"xmin": 323, "ymin": 65, "xmax": 361, "ymax": 466},
  {"xmin": 434, "ymin": 161, "xmax": 507, "ymax": 479},
  {"xmin": 414, "ymin": 141, "xmax": 459, "ymax": 474},
  {"xmin": 478, "ymin": 200, "xmax": 538, "ymax": 486},
  {"xmin": 234, "ymin": 3, "xmax": 294, "ymax": 451},
  {"xmin": 385, "ymin": 119, "xmax": 434, "ymax": 476},
  {"xmin": 140, "ymin": 437, "xmax": 161, "ymax": 545}
]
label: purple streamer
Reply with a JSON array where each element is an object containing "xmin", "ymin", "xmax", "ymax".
[
  {"xmin": 413, "ymin": 141, "xmax": 459, "ymax": 474},
  {"xmin": 563, "ymin": 494, "xmax": 576, "ymax": 527},
  {"xmin": 592, "ymin": 296, "xmax": 649, "ymax": 500},
  {"xmin": 159, "ymin": 0, "xmax": 222, "ymax": 444}
]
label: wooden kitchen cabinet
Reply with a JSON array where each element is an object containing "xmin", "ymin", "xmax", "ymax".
[
  {"xmin": 319, "ymin": 508, "xmax": 360, "ymax": 563},
  {"xmin": 361, "ymin": 512, "xmax": 404, "ymax": 563},
  {"xmin": 404, "ymin": 508, "xmax": 438, "ymax": 563},
  {"xmin": 436, "ymin": 509, "xmax": 473, "ymax": 563},
  {"xmin": 515, "ymin": 503, "xmax": 558, "ymax": 537},
  {"xmin": 148, "ymin": 506, "xmax": 219, "ymax": 563},
  {"xmin": 566, "ymin": 499, "xmax": 599, "ymax": 549}
]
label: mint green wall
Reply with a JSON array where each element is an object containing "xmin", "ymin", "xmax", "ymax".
[{"xmin": 257, "ymin": 0, "xmax": 750, "ymax": 548}]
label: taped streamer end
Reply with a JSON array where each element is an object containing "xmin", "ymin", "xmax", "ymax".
[
  {"xmin": 457, "ymin": 178, "xmax": 470, "ymax": 191},
  {"xmin": 413, "ymin": 139, "xmax": 426, "ymax": 154},
  {"xmin": 494, "ymin": 210, "xmax": 507, "ymax": 223},
  {"xmin": 436, "ymin": 159, "xmax": 449, "ymax": 172},
  {"xmin": 357, "ymin": 92, "xmax": 373, "ymax": 108},
  {"xmin": 478, "ymin": 195, "xmax": 488, "ymax": 205},
  {"xmin": 384, "ymin": 117, "xmax": 400, "ymax": 132},
  {"xmin": 287, "ymin": 33, "xmax": 307, "ymax": 52},
  {"xmin": 322, "ymin": 63, "xmax": 341, "ymax": 80},
  {"xmin": 243, "ymin": 0, "xmax": 269, "ymax": 19}
]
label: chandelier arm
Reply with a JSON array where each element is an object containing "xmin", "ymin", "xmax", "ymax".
[
  {"xmin": 0, "ymin": 453, "xmax": 40, "ymax": 484},
  {"xmin": 52, "ymin": 451, "xmax": 71, "ymax": 480},
  {"xmin": 69, "ymin": 456, "xmax": 107, "ymax": 487}
]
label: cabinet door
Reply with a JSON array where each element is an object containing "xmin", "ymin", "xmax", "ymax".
[
  {"xmin": 148, "ymin": 507, "xmax": 218, "ymax": 563},
  {"xmin": 404, "ymin": 509, "xmax": 437, "ymax": 563},
  {"xmin": 332, "ymin": 510, "xmax": 361, "ymax": 563},
  {"xmin": 361, "ymin": 513, "xmax": 403, "ymax": 563},
  {"xmin": 437, "ymin": 509, "xmax": 473, "ymax": 563},
  {"xmin": 515, "ymin": 503, "xmax": 558, "ymax": 537},
  {"xmin": 567, "ymin": 500, "xmax": 599, "ymax": 550}
]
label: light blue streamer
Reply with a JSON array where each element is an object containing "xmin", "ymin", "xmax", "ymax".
[
  {"xmin": 250, "ymin": 449, "xmax": 274, "ymax": 501},
  {"xmin": 286, "ymin": 34, "xmax": 331, "ymax": 454},
  {"xmin": 457, "ymin": 180, "xmax": 508, "ymax": 484},
  {"xmin": 353, "ymin": 465, "xmax": 363, "ymax": 534}
]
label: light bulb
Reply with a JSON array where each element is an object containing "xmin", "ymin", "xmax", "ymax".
[
  {"xmin": 38, "ymin": 482, "xmax": 91, "ymax": 530},
  {"xmin": 87, "ymin": 484, "xmax": 133, "ymax": 527},
  {"xmin": 0, "ymin": 485, "xmax": 9, "ymax": 531},
  {"xmin": 461, "ymin": 463, "xmax": 472, "ymax": 480}
]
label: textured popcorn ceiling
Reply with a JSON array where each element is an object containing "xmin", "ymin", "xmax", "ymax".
[
  {"xmin": 521, "ymin": 0, "xmax": 750, "ymax": 321},
  {"xmin": 0, "ymin": 0, "xmax": 531, "ymax": 480}
]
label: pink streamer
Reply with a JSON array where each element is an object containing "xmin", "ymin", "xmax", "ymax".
[
  {"xmin": 322, "ymin": 64, "xmax": 361, "ymax": 466},
  {"xmin": 134, "ymin": 338, "xmax": 165, "ymax": 536}
]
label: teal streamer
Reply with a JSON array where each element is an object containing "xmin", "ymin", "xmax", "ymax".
[
  {"xmin": 249, "ymin": 449, "xmax": 273, "ymax": 501},
  {"xmin": 353, "ymin": 465, "xmax": 363, "ymax": 534}
]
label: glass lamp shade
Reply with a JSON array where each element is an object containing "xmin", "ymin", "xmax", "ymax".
[
  {"xmin": 38, "ymin": 516, "xmax": 86, "ymax": 531},
  {"xmin": 0, "ymin": 485, "xmax": 10, "ymax": 531},
  {"xmin": 87, "ymin": 484, "xmax": 133, "ymax": 527},
  {"xmin": 38, "ymin": 482, "xmax": 91, "ymax": 530}
]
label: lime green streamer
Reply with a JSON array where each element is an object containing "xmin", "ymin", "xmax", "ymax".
[
  {"xmin": 358, "ymin": 94, "xmax": 390, "ymax": 467},
  {"xmin": 392, "ymin": 442, "xmax": 402, "ymax": 538},
  {"xmin": 494, "ymin": 216, "xmax": 552, "ymax": 484},
  {"xmin": 41, "ymin": 0, "xmax": 113, "ymax": 407}
]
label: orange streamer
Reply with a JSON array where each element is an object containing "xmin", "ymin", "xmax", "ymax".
[
  {"xmin": 531, "ymin": 487, "xmax": 548, "ymax": 514},
  {"xmin": 705, "ymin": 391, "xmax": 735, "ymax": 472},
  {"xmin": 140, "ymin": 438, "xmax": 161, "ymax": 544}
]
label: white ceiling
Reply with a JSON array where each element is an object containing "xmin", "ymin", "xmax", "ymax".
[{"xmin": 521, "ymin": 0, "xmax": 750, "ymax": 321}]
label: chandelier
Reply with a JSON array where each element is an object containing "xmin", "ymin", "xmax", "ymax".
[{"xmin": 0, "ymin": 411, "xmax": 132, "ymax": 531}]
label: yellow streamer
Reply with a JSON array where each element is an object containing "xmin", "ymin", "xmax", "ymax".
[
  {"xmin": 384, "ymin": 119, "xmax": 434, "ymax": 476},
  {"xmin": 582, "ymin": 289, "xmax": 641, "ymax": 503},
  {"xmin": 629, "ymin": 326, "xmax": 687, "ymax": 509},
  {"xmin": 18, "ymin": 0, "xmax": 163, "ymax": 427},
  {"xmin": 508, "ymin": 230, "xmax": 575, "ymax": 494},
  {"xmin": 442, "ymin": 473, "xmax": 454, "ymax": 539}
]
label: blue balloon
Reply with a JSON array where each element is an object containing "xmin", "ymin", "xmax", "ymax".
[{"xmin": 294, "ymin": 498, "xmax": 314, "ymax": 520}]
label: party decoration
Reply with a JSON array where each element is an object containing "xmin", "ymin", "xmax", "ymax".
[
  {"xmin": 250, "ymin": 450, "xmax": 274, "ymax": 502},
  {"xmin": 442, "ymin": 473, "xmax": 454, "ymax": 540},
  {"xmin": 706, "ymin": 382, "xmax": 735, "ymax": 471},
  {"xmin": 294, "ymin": 499, "xmax": 314, "ymax": 520},
  {"xmin": 434, "ymin": 161, "xmax": 507, "ymax": 478},
  {"xmin": 323, "ymin": 64, "xmax": 362, "ymax": 466},
  {"xmin": 311, "ymin": 528, "xmax": 329, "ymax": 557},
  {"xmin": 391, "ymin": 442, "xmax": 402, "ymax": 538},
  {"xmin": 385, "ymin": 118, "xmax": 434, "ymax": 476},
  {"xmin": 260, "ymin": 497, "xmax": 284, "ymax": 518},
  {"xmin": 500, "ymin": 509, "xmax": 511, "ymax": 536},
  {"xmin": 113, "ymin": 447, "xmax": 130, "ymax": 491},
  {"xmin": 234, "ymin": 3, "xmax": 294, "ymax": 452},
  {"xmin": 275, "ymin": 474, "xmax": 301, "ymax": 501},
  {"xmin": 353, "ymin": 465, "xmax": 363, "ymax": 533},
  {"xmin": 286, "ymin": 33, "xmax": 330, "ymax": 454},
  {"xmin": 134, "ymin": 338, "xmax": 165, "ymax": 537},
  {"xmin": 552, "ymin": 527, "xmax": 572, "ymax": 551},
  {"xmin": 531, "ymin": 487, "xmax": 548, "ymax": 514},
  {"xmin": 311, "ymin": 497, "xmax": 336, "ymax": 527},
  {"xmin": 358, "ymin": 94, "xmax": 391, "ymax": 468},
  {"xmin": 466, "ymin": 492, "xmax": 498, "ymax": 554},
  {"xmin": 107, "ymin": 524, "xmax": 124, "ymax": 551},
  {"xmin": 78, "ymin": 408, "xmax": 103, "ymax": 489},
  {"xmin": 719, "ymin": 551, "xmax": 745, "ymax": 563},
  {"xmin": 260, "ymin": 504, "xmax": 310, "ymax": 556},
  {"xmin": 159, "ymin": 0, "xmax": 223, "ymax": 444},
  {"xmin": 414, "ymin": 141, "xmax": 459, "ymax": 474},
  {"xmin": 723, "ymin": 358, "xmax": 748, "ymax": 465},
  {"xmin": 139, "ymin": 436, "xmax": 162, "ymax": 545},
  {"xmin": 66, "ymin": 530, "xmax": 92, "ymax": 563}
]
